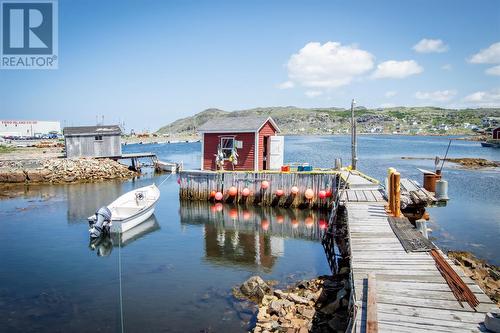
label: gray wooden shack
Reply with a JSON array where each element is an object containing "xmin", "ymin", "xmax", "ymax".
[{"xmin": 63, "ymin": 125, "xmax": 122, "ymax": 158}]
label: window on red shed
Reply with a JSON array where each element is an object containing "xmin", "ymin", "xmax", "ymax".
[{"xmin": 220, "ymin": 137, "xmax": 235, "ymax": 159}]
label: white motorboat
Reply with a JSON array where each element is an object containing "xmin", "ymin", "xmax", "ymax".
[
  {"xmin": 88, "ymin": 184, "xmax": 160, "ymax": 234},
  {"xmin": 155, "ymin": 160, "xmax": 178, "ymax": 173}
]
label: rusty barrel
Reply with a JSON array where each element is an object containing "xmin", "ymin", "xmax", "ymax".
[{"xmin": 423, "ymin": 173, "xmax": 437, "ymax": 192}]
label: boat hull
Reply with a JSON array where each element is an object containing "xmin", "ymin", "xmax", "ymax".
[
  {"xmin": 481, "ymin": 141, "xmax": 500, "ymax": 148},
  {"xmin": 88, "ymin": 184, "xmax": 160, "ymax": 234}
]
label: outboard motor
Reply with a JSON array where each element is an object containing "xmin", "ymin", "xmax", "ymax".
[
  {"xmin": 89, "ymin": 206, "xmax": 112, "ymax": 238},
  {"xmin": 89, "ymin": 236, "xmax": 113, "ymax": 257}
]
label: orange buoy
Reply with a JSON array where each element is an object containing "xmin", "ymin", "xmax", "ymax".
[
  {"xmin": 214, "ymin": 191, "xmax": 223, "ymax": 201},
  {"xmin": 228, "ymin": 186, "xmax": 238, "ymax": 196},
  {"xmin": 242, "ymin": 188, "xmax": 250, "ymax": 196},
  {"xmin": 319, "ymin": 219, "xmax": 327, "ymax": 229},
  {"xmin": 318, "ymin": 190, "xmax": 327, "ymax": 199},
  {"xmin": 261, "ymin": 180, "xmax": 269, "ymax": 190},
  {"xmin": 291, "ymin": 186, "xmax": 299, "ymax": 195},
  {"xmin": 276, "ymin": 215, "xmax": 284, "ymax": 224},
  {"xmin": 261, "ymin": 219, "xmax": 270, "ymax": 231},
  {"xmin": 305, "ymin": 188, "xmax": 314, "ymax": 200},
  {"xmin": 325, "ymin": 189, "xmax": 332, "ymax": 198},
  {"xmin": 210, "ymin": 190, "xmax": 216, "ymax": 198},
  {"xmin": 215, "ymin": 203, "xmax": 223, "ymax": 212},
  {"xmin": 291, "ymin": 219, "xmax": 299, "ymax": 228},
  {"xmin": 242, "ymin": 210, "xmax": 251, "ymax": 221},
  {"xmin": 275, "ymin": 189, "xmax": 284, "ymax": 197},
  {"xmin": 305, "ymin": 216, "xmax": 314, "ymax": 227},
  {"xmin": 229, "ymin": 208, "xmax": 238, "ymax": 219}
]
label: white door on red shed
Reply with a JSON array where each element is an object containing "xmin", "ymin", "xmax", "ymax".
[{"xmin": 269, "ymin": 136, "xmax": 284, "ymax": 170}]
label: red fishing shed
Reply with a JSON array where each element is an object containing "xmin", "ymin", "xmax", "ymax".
[
  {"xmin": 198, "ymin": 116, "xmax": 283, "ymax": 171},
  {"xmin": 493, "ymin": 126, "xmax": 500, "ymax": 140}
]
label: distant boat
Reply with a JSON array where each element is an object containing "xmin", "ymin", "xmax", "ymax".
[
  {"xmin": 88, "ymin": 184, "xmax": 160, "ymax": 234},
  {"xmin": 155, "ymin": 160, "xmax": 178, "ymax": 173},
  {"xmin": 481, "ymin": 141, "xmax": 500, "ymax": 148}
]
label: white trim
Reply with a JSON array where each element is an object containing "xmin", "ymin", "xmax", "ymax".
[
  {"xmin": 198, "ymin": 117, "xmax": 281, "ymax": 134},
  {"xmin": 257, "ymin": 117, "xmax": 281, "ymax": 133},
  {"xmin": 254, "ymin": 130, "xmax": 259, "ymax": 171},
  {"xmin": 198, "ymin": 129, "xmax": 256, "ymax": 134},
  {"xmin": 200, "ymin": 133, "xmax": 204, "ymax": 170}
]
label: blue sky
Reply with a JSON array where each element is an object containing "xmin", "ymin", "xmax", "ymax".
[{"xmin": 1, "ymin": 0, "xmax": 499, "ymax": 131}]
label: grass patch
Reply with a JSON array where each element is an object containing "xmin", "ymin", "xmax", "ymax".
[{"xmin": 0, "ymin": 145, "xmax": 15, "ymax": 154}]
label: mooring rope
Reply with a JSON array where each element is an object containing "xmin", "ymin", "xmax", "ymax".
[
  {"xmin": 156, "ymin": 173, "xmax": 173, "ymax": 188},
  {"xmin": 439, "ymin": 139, "xmax": 453, "ymax": 172},
  {"xmin": 118, "ymin": 231, "xmax": 124, "ymax": 333}
]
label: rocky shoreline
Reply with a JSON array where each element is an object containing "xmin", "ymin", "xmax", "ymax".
[
  {"xmin": 234, "ymin": 274, "xmax": 350, "ymax": 333},
  {"xmin": 0, "ymin": 158, "xmax": 137, "ymax": 184},
  {"xmin": 448, "ymin": 251, "xmax": 500, "ymax": 305},
  {"xmin": 401, "ymin": 156, "xmax": 500, "ymax": 169}
]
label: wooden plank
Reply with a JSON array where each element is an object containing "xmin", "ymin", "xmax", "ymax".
[
  {"xmin": 356, "ymin": 190, "xmax": 367, "ymax": 202},
  {"xmin": 365, "ymin": 190, "xmax": 377, "ymax": 202},
  {"xmin": 346, "ymin": 201, "xmax": 491, "ymax": 332},
  {"xmin": 367, "ymin": 273, "xmax": 378, "ymax": 333}
]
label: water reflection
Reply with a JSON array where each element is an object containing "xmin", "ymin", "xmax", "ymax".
[
  {"xmin": 88, "ymin": 215, "xmax": 160, "ymax": 256},
  {"xmin": 66, "ymin": 181, "xmax": 125, "ymax": 222},
  {"xmin": 179, "ymin": 201, "xmax": 329, "ymax": 272}
]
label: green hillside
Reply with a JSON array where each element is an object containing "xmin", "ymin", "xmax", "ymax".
[{"xmin": 156, "ymin": 106, "xmax": 500, "ymax": 136}]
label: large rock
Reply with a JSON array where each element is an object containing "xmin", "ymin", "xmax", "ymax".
[
  {"xmin": 240, "ymin": 276, "xmax": 272, "ymax": 301},
  {"xmin": 7, "ymin": 170, "xmax": 26, "ymax": 183},
  {"xmin": 26, "ymin": 170, "xmax": 48, "ymax": 182},
  {"xmin": 484, "ymin": 311, "xmax": 500, "ymax": 333},
  {"xmin": 286, "ymin": 293, "xmax": 309, "ymax": 305},
  {"xmin": 269, "ymin": 299, "xmax": 293, "ymax": 315}
]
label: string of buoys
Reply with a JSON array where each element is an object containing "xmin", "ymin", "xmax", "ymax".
[
  {"xmin": 207, "ymin": 202, "xmax": 330, "ymax": 232},
  {"xmin": 207, "ymin": 180, "xmax": 333, "ymax": 205}
]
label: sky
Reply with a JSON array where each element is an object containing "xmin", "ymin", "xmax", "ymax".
[{"xmin": 1, "ymin": 0, "xmax": 499, "ymax": 132}]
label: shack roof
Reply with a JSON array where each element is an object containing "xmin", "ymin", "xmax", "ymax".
[
  {"xmin": 198, "ymin": 116, "xmax": 280, "ymax": 133},
  {"xmin": 63, "ymin": 125, "xmax": 122, "ymax": 136}
]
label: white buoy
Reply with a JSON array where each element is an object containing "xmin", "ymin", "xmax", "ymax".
[
  {"xmin": 415, "ymin": 219, "xmax": 429, "ymax": 239},
  {"xmin": 435, "ymin": 180, "xmax": 449, "ymax": 201}
]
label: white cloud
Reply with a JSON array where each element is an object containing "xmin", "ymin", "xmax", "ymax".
[
  {"xmin": 413, "ymin": 39, "xmax": 448, "ymax": 53},
  {"xmin": 384, "ymin": 91, "xmax": 397, "ymax": 98},
  {"xmin": 286, "ymin": 41, "xmax": 374, "ymax": 89},
  {"xmin": 415, "ymin": 90, "xmax": 457, "ymax": 102},
  {"xmin": 305, "ymin": 90, "xmax": 323, "ymax": 98},
  {"xmin": 441, "ymin": 64, "xmax": 452, "ymax": 71},
  {"xmin": 463, "ymin": 88, "xmax": 500, "ymax": 106},
  {"xmin": 372, "ymin": 60, "xmax": 423, "ymax": 79},
  {"xmin": 469, "ymin": 42, "xmax": 500, "ymax": 64},
  {"xmin": 277, "ymin": 81, "xmax": 294, "ymax": 89},
  {"xmin": 485, "ymin": 65, "xmax": 500, "ymax": 76}
]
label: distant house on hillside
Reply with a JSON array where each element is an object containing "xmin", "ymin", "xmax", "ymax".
[
  {"xmin": 493, "ymin": 126, "xmax": 500, "ymax": 140},
  {"xmin": 63, "ymin": 125, "xmax": 122, "ymax": 158},
  {"xmin": 198, "ymin": 116, "xmax": 283, "ymax": 171}
]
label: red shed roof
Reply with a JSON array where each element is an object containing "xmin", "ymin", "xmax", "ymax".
[{"xmin": 198, "ymin": 116, "xmax": 280, "ymax": 133}]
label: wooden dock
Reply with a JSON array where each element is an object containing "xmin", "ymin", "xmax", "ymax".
[{"xmin": 343, "ymin": 185, "xmax": 496, "ymax": 332}]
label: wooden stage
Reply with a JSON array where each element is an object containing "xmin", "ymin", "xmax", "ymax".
[{"xmin": 343, "ymin": 183, "xmax": 496, "ymax": 332}]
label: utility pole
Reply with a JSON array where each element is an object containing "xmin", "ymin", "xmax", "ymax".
[{"xmin": 350, "ymin": 99, "xmax": 357, "ymax": 170}]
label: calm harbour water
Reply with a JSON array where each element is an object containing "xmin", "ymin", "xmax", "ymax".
[{"xmin": 0, "ymin": 135, "xmax": 499, "ymax": 332}]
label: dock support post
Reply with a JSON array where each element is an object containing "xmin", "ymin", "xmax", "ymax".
[
  {"xmin": 393, "ymin": 172, "xmax": 401, "ymax": 217},
  {"xmin": 387, "ymin": 168, "xmax": 395, "ymax": 213}
]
